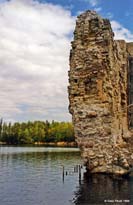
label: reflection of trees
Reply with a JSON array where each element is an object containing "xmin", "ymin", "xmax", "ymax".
[
  {"xmin": 73, "ymin": 172, "xmax": 132, "ymax": 205},
  {"xmin": 0, "ymin": 150, "xmax": 81, "ymax": 173}
]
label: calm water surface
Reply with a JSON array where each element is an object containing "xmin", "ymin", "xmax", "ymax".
[{"xmin": 0, "ymin": 146, "xmax": 132, "ymax": 205}]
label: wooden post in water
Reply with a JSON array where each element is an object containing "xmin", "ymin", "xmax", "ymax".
[
  {"xmin": 79, "ymin": 165, "xmax": 81, "ymax": 184},
  {"xmin": 74, "ymin": 165, "xmax": 78, "ymax": 173},
  {"xmin": 62, "ymin": 165, "xmax": 64, "ymax": 183},
  {"xmin": 76, "ymin": 165, "xmax": 78, "ymax": 172}
]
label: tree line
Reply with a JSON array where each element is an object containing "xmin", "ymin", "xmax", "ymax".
[{"xmin": 0, "ymin": 119, "xmax": 75, "ymax": 144}]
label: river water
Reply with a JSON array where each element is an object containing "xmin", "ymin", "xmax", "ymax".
[{"xmin": 0, "ymin": 146, "xmax": 132, "ymax": 205}]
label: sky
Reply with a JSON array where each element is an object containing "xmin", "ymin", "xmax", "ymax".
[{"xmin": 0, "ymin": 0, "xmax": 133, "ymax": 123}]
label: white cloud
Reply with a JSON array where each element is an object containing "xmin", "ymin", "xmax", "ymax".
[
  {"xmin": 94, "ymin": 7, "xmax": 102, "ymax": 12},
  {"xmin": 106, "ymin": 12, "xmax": 114, "ymax": 19},
  {"xmin": 76, "ymin": 10, "xmax": 84, "ymax": 16},
  {"xmin": 111, "ymin": 20, "xmax": 133, "ymax": 42},
  {"xmin": 0, "ymin": 0, "xmax": 75, "ymax": 122},
  {"xmin": 86, "ymin": 0, "xmax": 99, "ymax": 7}
]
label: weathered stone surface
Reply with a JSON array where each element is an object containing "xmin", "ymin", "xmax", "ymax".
[{"xmin": 68, "ymin": 10, "xmax": 133, "ymax": 175}]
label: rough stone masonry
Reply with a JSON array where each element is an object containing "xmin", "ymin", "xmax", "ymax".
[{"xmin": 68, "ymin": 10, "xmax": 133, "ymax": 175}]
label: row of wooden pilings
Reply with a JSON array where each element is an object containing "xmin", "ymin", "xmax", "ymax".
[{"xmin": 62, "ymin": 165, "xmax": 83, "ymax": 183}]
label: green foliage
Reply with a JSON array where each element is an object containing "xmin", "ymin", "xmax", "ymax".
[{"xmin": 0, "ymin": 118, "xmax": 74, "ymax": 144}]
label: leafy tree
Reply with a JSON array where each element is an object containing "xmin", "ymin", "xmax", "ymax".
[{"xmin": 0, "ymin": 120, "xmax": 75, "ymax": 144}]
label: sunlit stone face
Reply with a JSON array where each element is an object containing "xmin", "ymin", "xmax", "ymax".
[{"xmin": 69, "ymin": 10, "xmax": 133, "ymax": 175}]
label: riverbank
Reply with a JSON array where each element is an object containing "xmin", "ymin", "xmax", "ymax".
[
  {"xmin": 0, "ymin": 141, "xmax": 77, "ymax": 147},
  {"xmin": 34, "ymin": 141, "xmax": 77, "ymax": 147},
  {"xmin": 0, "ymin": 142, "xmax": 6, "ymax": 145}
]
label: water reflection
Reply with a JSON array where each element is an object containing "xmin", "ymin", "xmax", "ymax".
[
  {"xmin": 0, "ymin": 146, "xmax": 81, "ymax": 205},
  {"xmin": 73, "ymin": 172, "xmax": 133, "ymax": 205},
  {"xmin": 0, "ymin": 146, "xmax": 133, "ymax": 205}
]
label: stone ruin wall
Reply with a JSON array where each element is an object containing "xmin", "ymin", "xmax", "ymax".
[{"xmin": 68, "ymin": 11, "xmax": 133, "ymax": 175}]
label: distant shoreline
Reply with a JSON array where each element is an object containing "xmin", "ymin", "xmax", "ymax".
[
  {"xmin": 34, "ymin": 141, "xmax": 77, "ymax": 147},
  {"xmin": 0, "ymin": 141, "xmax": 77, "ymax": 147}
]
